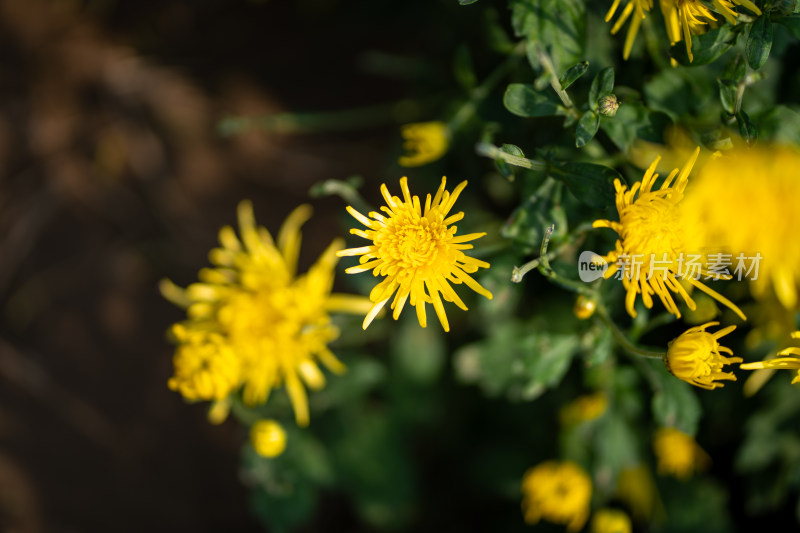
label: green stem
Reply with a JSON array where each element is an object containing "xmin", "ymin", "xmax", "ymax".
[
  {"xmin": 596, "ymin": 306, "xmax": 665, "ymax": 360},
  {"xmin": 309, "ymin": 178, "xmax": 372, "ymax": 214},
  {"xmin": 475, "ymin": 143, "xmax": 547, "ymax": 171},
  {"xmin": 534, "ymin": 46, "xmax": 581, "ymax": 120}
]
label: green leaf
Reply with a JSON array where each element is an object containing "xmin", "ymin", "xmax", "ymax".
[
  {"xmin": 669, "ymin": 24, "xmax": 736, "ymax": 66},
  {"xmin": 777, "ymin": 14, "xmax": 800, "ymax": 39},
  {"xmin": 722, "ymin": 53, "xmax": 747, "ymax": 84},
  {"xmin": 651, "ymin": 364, "xmax": 702, "ymax": 436},
  {"xmin": 500, "ymin": 144, "xmax": 525, "ymax": 158},
  {"xmin": 560, "ymin": 60, "xmax": 589, "ymax": 90},
  {"xmin": 500, "ymin": 188, "xmax": 561, "ymax": 252},
  {"xmin": 494, "ymin": 144, "xmax": 526, "ymax": 179},
  {"xmin": 575, "ymin": 110, "xmax": 600, "ymax": 148},
  {"xmin": 600, "ymin": 102, "xmax": 672, "ymax": 152},
  {"xmin": 737, "ymin": 110, "xmax": 758, "ymax": 144},
  {"xmin": 510, "ymin": 0, "xmax": 586, "ymax": 73},
  {"xmin": 746, "ymin": 16, "xmax": 773, "ymax": 70},
  {"xmin": 717, "ymin": 79, "xmax": 738, "ymax": 115},
  {"xmin": 594, "ymin": 413, "xmax": 641, "ymax": 475},
  {"xmin": 503, "ymin": 83, "xmax": 563, "ymax": 117},
  {"xmin": 518, "ymin": 331, "xmax": 580, "ymax": 399},
  {"xmin": 589, "ymin": 66, "xmax": 615, "ymax": 105},
  {"xmin": 458, "ymin": 0, "xmax": 479, "ymax": 4},
  {"xmin": 756, "ymin": 105, "xmax": 800, "ymax": 144},
  {"xmin": 552, "ymin": 161, "xmax": 621, "ymax": 210}
]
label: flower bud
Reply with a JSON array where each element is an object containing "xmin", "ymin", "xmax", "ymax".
[
  {"xmin": 573, "ymin": 295, "xmax": 597, "ymax": 320},
  {"xmin": 251, "ymin": 419, "xmax": 287, "ymax": 458},
  {"xmin": 597, "ymin": 94, "xmax": 619, "ymax": 117}
]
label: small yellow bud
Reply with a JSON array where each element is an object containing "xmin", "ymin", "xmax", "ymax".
[
  {"xmin": 574, "ymin": 295, "xmax": 597, "ymax": 320},
  {"xmin": 250, "ymin": 419, "xmax": 287, "ymax": 458}
]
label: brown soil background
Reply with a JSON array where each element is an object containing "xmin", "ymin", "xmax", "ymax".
[{"xmin": 0, "ymin": 0, "xmax": 423, "ymax": 530}]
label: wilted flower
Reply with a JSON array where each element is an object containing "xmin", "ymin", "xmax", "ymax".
[
  {"xmin": 521, "ymin": 461, "xmax": 592, "ymax": 532},
  {"xmin": 605, "ymin": 0, "xmax": 653, "ymax": 60},
  {"xmin": 398, "ymin": 121, "xmax": 449, "ymax": 167},
  {"xmin": 337, "ymin": 177, "xmax": 492, "ymax": 332},
  {"xmin": 665, "ymin": 321, "xmax": 741, "ymax": 390},
  {"xmin": 162, "ymin": 201, "xmax": 372, "ymax": 427},
  {"xmin": 593, "ymin": 148, "xmax": 746, "ymax": 321},
  {"xmin": 250, "ymin": 419, "xmax": 287, "ymax": 458},
  {"xmin": 653, "ymin": 427, "xmax": 710, "ymax": 479},
  {"xmin": 591, "ymin": 509, "xmax": 632, "ymax": 533}
]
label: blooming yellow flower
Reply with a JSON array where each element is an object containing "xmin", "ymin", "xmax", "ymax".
[
  {"xmin": 593, "ymin": 148, "xmax": 746, "ymax": 321},
  {"xmin": 398, "ymin": 121, "xmax": 449, "ymax": 167},
  {"xmin": 521, "ymin": 461, "xmax": 592, "ymax": 532},
  {"xmin": 740, "ymin": 331, "xmax": 800, "ymax": 384},
  {"xmin": 560, "ymin": 392, "xmax": 608, "ymax": 425},
  {"xmin": 337, "ymin": 177, "xmax": 493, "ymax": 332},
  {"xmin": 680, "ymin": 144, "xmax": 800, "ymax": 311},
  {"xmin": 665, "ymin": 321, "xmax": 741, "ymax": 390},
  {"xmin": 653, "ymin": 427, "xmax": 710, "ymax": 479},
  {"xmin": 605, "ymin": 0, "xmax": 653, "ymax": 60},
  {"xmin": 162, "ymin": 201, "xmax": 373, "ymax": 427},
  {"xmin": 591, "ymin": 509, "xmax": 632, "ymax": 533},
  {"xmin": 251, "ymin": 419, "xmax": 287, "ymax": 458},
  {"xmin": 660, "ymin": 0, "xmax": 717, "ymax": 62}
]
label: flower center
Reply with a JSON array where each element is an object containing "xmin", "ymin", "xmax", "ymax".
[
  {"xmin": 620, "ymin": 194, "xmax": 683, "ymax": 264},
  {"xmin": 381, "ymin": 211, "xmax": 450, "ymax": 270}
]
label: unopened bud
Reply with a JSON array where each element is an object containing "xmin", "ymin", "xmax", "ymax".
[
  {"xmin": 574, "ymin": 295, "xmax": 597, "ymax": 320},
  {"xmin": 598, "ymin": 94, "xmax": 619, "ymax": 117}
]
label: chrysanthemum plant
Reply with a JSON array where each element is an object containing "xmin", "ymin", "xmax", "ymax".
[{"xmin": 180, "ymin": 0, "xmax": 800, "ymax": 530}]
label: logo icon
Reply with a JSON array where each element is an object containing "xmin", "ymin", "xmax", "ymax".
[{"xmin": 578, "ymin": 251, "xmax": 608, "ymax": 282}]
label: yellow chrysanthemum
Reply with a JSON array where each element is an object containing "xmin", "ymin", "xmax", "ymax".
[
  {"xmin": 560, "ymin": 392, "xmax": 608, "ymax": 425},
  {"xmin": 741, "ymin": 331, "xmax": 800, "ymax": 384},
  {"xmin": 162, "ymin": 201, "xmax": 372, "ymax": 427},
  {"xmin": 250, "ymin": 419, "xmax": 287, "ymax": 458},
  {"xmin": 653, "ymin": 427, "xmax": 710, "ymax": 479},
  {"xmin": 680, "ymin": 145, "xmax": 800, "ymax": 311},
  {"xmin": 337, "ymin": 177, "xmax": 493, "ymax": 332},
  {"xmin": 605, "ymin": 0, "xmax": 653, "ymax": 60},
  {"xmin": 591, "ymin": 509, "xmax": 632, "ymax": 533},
  {"xmin": 660, "ymin": 0, "xmax": 717, "ymax": 62},
  {"xmin": 521, "ymin": 461, "xmax": 592, "ymax": 532},
  {"xmin": 398, "ymin": 121, "xmax": 449, "ymax": 167},
  {"xmin": 665, "ymin": 321, "xmax": 741, "ymax": 390},
  {"xmin": 593, "ymin": 148, "xmax": 746, "ymax": 321}
]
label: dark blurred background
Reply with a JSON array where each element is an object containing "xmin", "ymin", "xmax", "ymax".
[{"xmin": 0, "ymin": 0, "xmax": 490, "ymax": 530}]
